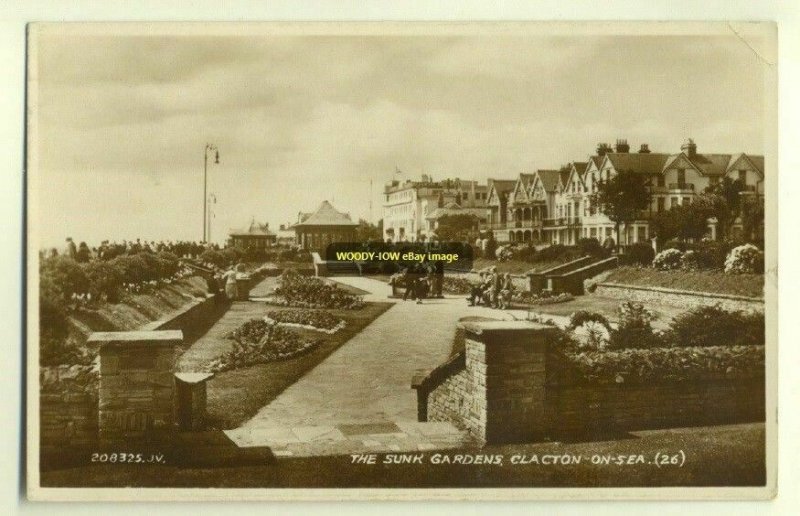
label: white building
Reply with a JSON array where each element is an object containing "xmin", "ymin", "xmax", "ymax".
[{"xmin": 382, "ymin": 175, "xmax": 487, "ymax": 242}]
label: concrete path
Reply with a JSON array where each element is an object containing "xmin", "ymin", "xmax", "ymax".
[{"xmin": 225, "ymin": 276, "xmax": 519, "ymax": 456}]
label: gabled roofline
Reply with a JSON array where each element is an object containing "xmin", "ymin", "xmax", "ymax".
[{"xmin": 727, "ymin": 153, "xmax": 764, "ymax": 178}]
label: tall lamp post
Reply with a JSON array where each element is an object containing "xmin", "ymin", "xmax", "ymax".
[{"xmin": 203, "ymin": 144, "xmax": 220, "ymax": 242}]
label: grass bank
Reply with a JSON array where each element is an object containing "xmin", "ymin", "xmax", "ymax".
[{"xmin": 603, "ymin": 267, "xmax": 764, "ymax": 298}]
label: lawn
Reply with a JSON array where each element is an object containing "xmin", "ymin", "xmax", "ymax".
[
  {"xmin": 604, "ymin": 266, "xmax": 764, "ymax": 298},
  {"xmin": 204, "ymin": 301, "xmax": 393, "ymax": 429},
  {"xmin": 40, "ymin": 422, "xmax": 765, "ymax": 488},
  {"xmin": 471, "ymin": 258, "xmax": 575, "ymax": 275}
]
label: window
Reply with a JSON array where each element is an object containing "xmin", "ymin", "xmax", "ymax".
[
  {"xmin": 683, "ymin": 197, "xmax": 690, "ymax": 205},
  {"xmin": 637, "ymin": 226, "xmax": 646, "ymax": 242},
  {"xmin": 677, "ymin": 169, "xmax": 686, "ymax": 186},
  {"xmin": 657, "ymin": 198, "xmax": 665, "ymax": 212},
  {"xmin": 738, "ymin": 170, "xmax": 747, "ymax": 182},
  {"xmin": 657, "ymin": 175, "xmax": 665, "ymax": 187},
  {"xmin": 670, "ymin": 197, "xmax": 678, "ymax": 208}
]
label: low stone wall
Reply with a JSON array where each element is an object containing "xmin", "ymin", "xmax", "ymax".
[
  {"xmin": 415, "ymin": 321, "xmax": 765, "ymax": 444},
  {"xmin": 595, "ymin": 282, "xmax": 764, "ymax": 312},
  {"xmin": 40, "ymin": 391, "xmax": 98, "ymax": 449},
  {"xmin": 141, "ymin": 293, "xmax": 228, "ymax": 342},
  {"xmin": 547, "ymin": 378, "xmax": 764, "ymax": 435}
]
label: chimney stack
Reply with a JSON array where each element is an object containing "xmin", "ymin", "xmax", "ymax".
[
  {"xmin": 615, "ymin": 138, "xmax": 630, "ymax": 153},
  {"xmin": 638, "ymin": 143, "xmax": 651, "ymax": 154},
  {"xmin": 681, "ymin": 138, "xmax": 697, "ymax": 158}
]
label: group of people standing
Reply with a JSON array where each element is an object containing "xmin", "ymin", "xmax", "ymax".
[
  {"xmin": 396, "ymin": 261, "xmax": 445, "ymax": 304},
  {"xmin": 204, "ymin": 263, "xmax": 248, "ymax": 302},
  {"xmin": 468, "ymin": 267, "xmax": 515, "ymax": 309}
]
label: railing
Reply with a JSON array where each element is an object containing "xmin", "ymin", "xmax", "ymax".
[
  {"xmin": 543, "ymin": 217, "xmax": 581, "ymax": 227},
  {"xmin": 483, "ymin": 220, "xmax": 544, "ymax": 230},
  {"xmin": 668, "ymin": 183, "xmax": 695, "ymax": 191}
]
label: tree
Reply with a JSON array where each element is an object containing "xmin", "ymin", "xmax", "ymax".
[
  {"xmin": 740, "ymin": 195, "xmax": 764, "ymax": 243},
  {"xmin": 590, "ymin": 170, "xmax": 651, "ymax": 248},
  {"xmin": 651, "ymin": 201, "xmax": 714, "ymax": 242},
  {"xmin": 704, "ymin": 177, "xmax": 745, "ymax": 239},
  {"xmin": 434, "ymin": 214, "xmax": 479, "ymax": 242},
  {"xmin": 355, "ymin": 219, "xmax": 382, "ymax": 242}
]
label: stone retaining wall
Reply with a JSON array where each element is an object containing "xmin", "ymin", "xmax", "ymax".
[
  {"xmin": 141, "ymin": 294, "xmax": 228, "ymax": 342},
  {"xmin": 547, "ymin": 378, "xmax": 764, "ymax": 435},
  {"xmin": 415, "ymin": 321, "xmax": 765, "ymax": 444},
  {"xmin": 595, "ymin": 282, "xmax": 764, "ymax": 312},
  {"xmin": 40, "ymin": 391, "xmax": 98, "ymax": 449}
]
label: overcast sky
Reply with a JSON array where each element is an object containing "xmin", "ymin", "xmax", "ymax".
[{"xmin": 33, "ymin": 30, "xmax": 767, "ymax": 248}]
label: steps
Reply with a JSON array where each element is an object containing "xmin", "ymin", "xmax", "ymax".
[{"xmin": 528, "ymin": 255, "xmax": 619, "ymax": 296}]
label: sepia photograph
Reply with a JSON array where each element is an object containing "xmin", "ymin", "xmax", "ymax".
[{"xmin": 25, "ymin": 21, "xmax": 777, "ymax": 501}]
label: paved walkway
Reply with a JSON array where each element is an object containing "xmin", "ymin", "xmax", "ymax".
[
  {"xmin": 225, "ymin": 276, "xmax": 519, "ymax": 456},
  {"xmin": 177, "ymin": 276, "xmax": 277, "ymax": 372}
]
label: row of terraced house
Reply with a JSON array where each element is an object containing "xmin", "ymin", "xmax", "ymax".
[{"xmin": 382, "ymin": 138, "xmax": 764, "ymax": 246}]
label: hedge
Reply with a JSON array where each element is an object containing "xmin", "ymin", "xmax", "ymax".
[{"xmin": 553, "ymin": 344, "xmax": 764, "ymax": 385}]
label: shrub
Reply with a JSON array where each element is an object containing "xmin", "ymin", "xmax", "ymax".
[
  {"xmin": 221, "ymin": 247, "xmax": 245, "ymax": 265},
  {"xmin": 567, "ymin": 310, "xmax": 611, "ymax": 331},
  {"xmin": 692, "ymin": 240, "xmax": 731, "ymax": 270},
  {"xmin": 619, "ymin": 242, "xmax": 655, "ymax": 266},
  {"xmin": 725, "ymin": 244, "xmax": 764, "ymax": 274},
  {"xmin": 577, "ymin": 238, "xmax": 608, "ymax": 258},
  {"xmin": 84, "ymin": 261, "xmax": 124, "ymax": 303},
  {"xmin": 536, "ymin": 244, "xmax": 569, "ymax": 262},
  {"xmin": 665, "ymin": 306, "xmax": 764, "ymax": 347},
  {"xmin": 680, "ymin": 249, "xmax": 700, "ymax": 270},
  {"xmin": 513, "ymin": 244, "xmax": 537, "ymax": 263},
  {"xmin": 112, "ymin": 254, "xmax": 152, "ymax": 285},
  {"xmin": 652, "ymin": 248, "xmax": 683, "ymax": 270},
  {"xmin": 484, "ymin": 235, "xmax": 497, "ymax": 260},
  {"xmin": 442, "ymin": 276, "xmax": 472, "ymax": 295},
  {"xmin": 663, "ymin": 239, "xmax": 688, "ymax": 252},
  {"xmin": 40, "ymin": 256, "xmax": 90, "ymax": 301},
  {"xmin": 156, "ymin": 251, "xmax": 180, "ymax": 278},
  {"xmin": 607, "ymin": 302, "xmax": 663, "ymax": 350},
  {"xmin": 199, "ymin": 249, "xmax": 226, "ymax": 268}
]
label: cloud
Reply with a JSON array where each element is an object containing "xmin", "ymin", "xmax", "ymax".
[{"xmin": 33, "ymin": 32, "xmax": 767, "ymax": 247}]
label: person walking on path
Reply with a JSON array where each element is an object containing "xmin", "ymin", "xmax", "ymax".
[
  {"xmin": 402, "ymin": 266, "xmax": 417, "ymax": 301},
  {"xmin": 222, "ymin": 266, "xmax": 238, "ymax": 300}
]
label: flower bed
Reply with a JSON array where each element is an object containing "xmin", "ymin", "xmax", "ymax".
[
  {"xmin": 552, "ymin": 345, "xmax": 764, "ymax": 385},
  {"xmin": 271, "ymin": 270, "xmax": 364, "ymax": 309},
  {"xmin": 211, "ymin": 319, "xmax": 320, "ymax": 372},
  {"xmin": 441, "ymin": 276, "xmax": 472, "ymax": 295},
  {"xmin": 264, "ymin": 309, "xmax": 345, "ymax": 334},
  {"xmin": 512, "ymin": 290, "xmax": 574, "ymax": 305}
]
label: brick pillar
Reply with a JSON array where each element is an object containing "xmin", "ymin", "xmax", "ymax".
[
  {"xmin": 461, "ymin": 321, "xmax": 558, "ymax": 444},
  {"xmin": 89, "ymin": 330, "xmax": 182, "ymax": 443}
]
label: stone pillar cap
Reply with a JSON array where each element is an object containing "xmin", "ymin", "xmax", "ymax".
[
  {"xmin": 459, "ymin": 320, "xmax": 555, "ymax": 335},
  {"xmin": 174, "ymin": 372, "xmax": 214, "ymax": 384},
  {"xmin": 89, "ymin": 330, "xmax": 183, "ymax": 347}
]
